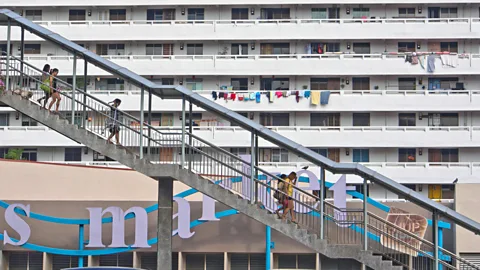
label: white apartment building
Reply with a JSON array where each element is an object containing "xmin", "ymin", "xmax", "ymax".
[{"xmin": 2, "ymin": 0, "xmax": 480, "ymax": 202}]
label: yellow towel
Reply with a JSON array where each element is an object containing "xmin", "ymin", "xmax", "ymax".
[{"xmin": 311, "ymin": 91, "xmax": 320, "ymax": 105}]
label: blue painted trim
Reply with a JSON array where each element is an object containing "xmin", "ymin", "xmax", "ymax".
[
  {"xmin": 266, "ymin": 226, "xmax": 271, "ymax": 270},
  {"xmin": 78, "ymin": 225, "xmax": 84, "ymax": 267}
]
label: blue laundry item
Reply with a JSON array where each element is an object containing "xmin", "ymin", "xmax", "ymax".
[
  {"xmin": 255, "ymin": 92, "xmax": 261, "ymax": 103},
  {"xmin": 212, "ymin": 91, "xmax": 218, "ymax": 100},
  {"xmin": 304, "ymin": 90, "xmax": 311, "ymax": 98},
  {"xmin": 427, "ymin": 54, "xmax": 435, "ymax": 73},
  {"xmin": 320, "ymin": 91, "xmax": 330, "ymax": 105},
  {"xmin": 249, "ymin": 93, "xmax": 255, "ymax": 100}
]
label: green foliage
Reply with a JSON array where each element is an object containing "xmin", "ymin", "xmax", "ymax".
[{"xmin": 4, "ymin": 148, "xmax": 23, "ymax": 160}]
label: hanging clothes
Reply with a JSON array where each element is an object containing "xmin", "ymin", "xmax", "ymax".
[
  {"xmin": 311, "ymin": 91, "xmax": 320, "ymax": 105},
  {"xmin": 275, "ymin": 91, "xmax": 283, "ymax": 98},
  {"xmin": 244, "ymin": 94, "xmax": 250, "ymax": 101},
  {"xmin": 212, "ymin": 91, "xmax": 218, "ymax": 100},
  {"xmin": 320, "ymin": 91, "xmax": 331, "ymax": 105},
  {"xmin": 219, "ymin": 92, "xmax": 225, "ymax": 99},
  {"xmin": 255, "ymin": 92, "xmax": 261, "ymax": 103},
  {"xmin": 238, "ymin": 94, "xmax": 244, "ymax": 101},
  {"xmin": 295, "ymin": 91, "xmax": 300, "ymax": 103},
  {"xmin": 419, "ymin": 55, "xmax": 425, "ymax": 70},
  {"xmin": 249, "ymin": 92, "xmax": 255, "ymax": 100},
  {"xmin": 427, "ymin": 54, "xmax": 436, "ymax": 73},
  {"xmin": 304, "ymin": 90, "xmax": 311, "ymax": 98},
  {"xmin": 411, "ymin": 53, "xmax": 419, "ymax": 65},
  {"xmin": 231, "ymin": 93, "xmax": 236, "ymax": 101},
  {"xmin": 269, "ymin": 91, "xmax": 274, "ymax": 103}
]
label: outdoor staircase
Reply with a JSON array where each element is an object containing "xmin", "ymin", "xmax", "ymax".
[{"xmin": 0, "ymin": 93, "xmax": 403, "ymax": 270}]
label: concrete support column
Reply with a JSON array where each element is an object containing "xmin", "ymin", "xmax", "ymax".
[
  {"xmin": 157, "ymin": 177, "xmax": 174, "ymax": 270},
  {"xmin": 178, "ymin": 252, "xmax": 184, "ymax": 270},
  {"xmin": 316, "ymin": 253, "xmax": 321, "ymax": 270},
  {"xmin": 223, "ymin": 252, "xmax": 228, "ymax": 270},
  {"xmin": 0, "ymin": 250, "xmax": 8, "ymax": 270},
  {"xmin": 88, "ymin": 256, "xmax": 99, "ymax": 266},
  {"xmin": 133, "ymin": 252, "xmax": 141, "ymax": 269},
  {"xmin": 42, "ymin": 252, "xmax": 52, "ymax": 270}
]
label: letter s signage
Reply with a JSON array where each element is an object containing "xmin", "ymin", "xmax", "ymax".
[{"xmin": 3, "ymin": 204, "xmax": 31, "ymax": 246}]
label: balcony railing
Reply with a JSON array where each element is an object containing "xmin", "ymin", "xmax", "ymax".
[
  {"xmin": 20, "ymin": 53, "xmax": 477, "ymax": 76},
  {"xmin": 1, "ymin": 17, "xmax": 477, "ymax": 41},
  {"xmin": 43, "ymin": 160, "xmax": 480, "ymax": 185},
  {"xmin": 3, "ymin": 125, "xmax": 480, "ymax": 148}
]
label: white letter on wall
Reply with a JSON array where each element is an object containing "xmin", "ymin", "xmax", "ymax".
[
  {"xmin": 4, "ymin": 204, "xmax": 31, "ymax": 246},
  {"xmin": 173, "ymin": 197, "xmax": 195, "ymax": 239}
]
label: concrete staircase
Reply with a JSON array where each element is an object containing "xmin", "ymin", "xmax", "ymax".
[{"xmin": 0, "ymin": 93, "xmax": 403, "ymax": 270}]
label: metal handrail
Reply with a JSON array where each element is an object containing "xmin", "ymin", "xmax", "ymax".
[{"xmin": 3, "ymin": 7, "xmax": 480, "ymax": 246}]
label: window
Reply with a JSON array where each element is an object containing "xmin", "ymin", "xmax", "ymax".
[
  {"xmin": 398, "ymin": 8, "xmax": 416, "ymax": 18},
  {"xmin": 310, "ymin": 43, "xmax": 340, "ymax": 54},
  {"xmin": 440, "ymin": 8, "xmax": 458, "ymax": 18},
  {"xmin": 25, "ymin": 44, "xmax": 41, "ymax": 54},
  {"xmin": 398, "ymin": 42, "xmax": 416, "ymax": 53},
  {"xmin": 398, "ymin": 78, "xmax": 416, "ymax": 90},
  {"xmin": 0, "ymin": 113, "xmax": 9, "ymax": 126},
  {"xmin": 231, "ymin": 43, "xmax": 248, "ymax": 55},
  {"xmin": 22, "ymin": 114, "xmax": 37, "ymax": 126},
  {"xmin": 277, "ymin": 254, "xmax": 315, "ymax": 269},
  {"xmin": 93, "ymin": 151, "xmax": 115, "ymax": 162},
  {"xmin": 231, "ymin": 254, "xmax": 266, "ymax": 270},
  {"xmin": 428, "ymin": 113, "xmax": 458, "ymax": 126},
  {"xmin": 52, "ymin": 255, "xmax": 79, "ymax": 270},
  {"xmin": 229, "ymin": 148, "xmax": 249, "ymax": 156},
  {"xmin": 312, "ymin": 8, "xmax": 327, "ymax": 19},
  {"xmin": 107, "ymin": 79, "xmax": 124, "ymax": 91},
  {"xmin": 231, "ymin": 78, "xmax": 248, "ymax": 90},
  {"xmin": 310, "ymin": 78, "xmax": 340, "ymax": 90},
  {"xmin": 146, "ymin": 9, "xmax": 175, "ymax": 21},
  {"xmin": 109, "ymin": 9, "xmax": 126, "ymax": 21},
  {"xmin": 353, "ymin": 113, "xmax": 370, "ymax": 126},
  {"xmin": 22, "ymin": 148, "xmax": 37, "ymax": 161},
  {"xmin": 272, "ymin": 149, "xmax": 289, "ymax": 162},
  {"xmin": 96, "ymin": 44, "xmax": 125, "ymax": 55},
  {"xmin": 161, "ymin": 78, "xmax": 174, "ymax": 85},
  {"xmin": 352, "ymin": 77, "xmax": 370, "ymax": 90},
  {"xmin": 0, "ymin": 148, "xmax": 8, "ymax": 158},
  {"xmin": 69, "ymin": 9, "xmax": 86, "ymax": 21},
  {"xmin": 143, "ymin": 113, "xmax": 173, "ymax": 126},
  {"xmin": 185, "ymin": 254, "xmax": 224, "ymax": 270},
  {"xmin": 260, "ymin": 78, "xmax": 289, "ymax": 91},
  {"xmin": 260, "ymin": 148, "xmax": 288, "ymax": 162},
  {"xmin": 232, "ymin": 8, "xmax": 248, "ymax": 20},
  {"xmin": 310, "ymin": 113, "xmax": 340, "ymax": 126},
  {"xmin": 440, "ymin": 42, "xmax": 458, "ymax": 53},
  {"xmin": 399, "ymin": 148, "xmax": 416, "ymax": 162},
  {"xmin": 353, "ymin": 43, "xmax": 370, "ymax": 54},
  {"xmin": 186, "ymin": 78, "xmax": 203, "ymax": 91},
  {"xmin": 398, "ymin": 113, "xmax": 416, "ymax": 126},
  {"xmin": 99, "ymin": 254, "xmax": 133, "ymax": 267},
  {"xmin": 64, "ymin": 148, "xmax": 82, "ymax": 162},
  {"xmin": 311, "ymin": 148, "xmax": 340, "ymax": 162},
  {"xmin": 354, "ymin": 184, "xmax": 370, "ymax": 196},
  {"xmin": 353, "ymin": 149, "xmax": 369, "ymax": 162},
  {"xmin": 9, "ymin": 252, "xmax": 43, "ymax": 270},
  {"xmin": 95, "ymin": 78, "xmax": 124, "ymax": 90},
  {"xmin": 260, "ymin": 113, "xmax": 289, "ymax": 126},
  {"xmin": 188, "ymin": 8, "xmax": 205, "ymax": 20},
  {"xmin": 260, "ymin": 8, "xmax": 290, "ymax": 19},
  {"xmin": 352, "ymin": 8, "xmax": 370, "ymax": 18},
  {"xmin": 25, "ymin": 10, "xmax": 42, "ymax": 21},
  {"xmin": 260, "ymin": 43, "xmax": 290, "ymax": 55},
  {"xmin": 146, "ymin": 44, "xmax": 173, "ymax": 55},
  {"xmin": 428, "ymin": 149, "xmax": 459, "ymax": 162},
  {"xmin": 140, "ymin": 253, "xmax": 179, "ymax": 270},
  {"xmin": 187, "ymin": 44, "xmax": 203, "ymax": 55}
]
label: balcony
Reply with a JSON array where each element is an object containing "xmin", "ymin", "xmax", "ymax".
[
  {"xmin": 43, "ymin": 160, "xmax": 480, "ymax": 185},
  {"xmin": 1, "ymin": 18, "xmax": 479, "ymax": 41},
  {"xmin": 21, "ymin": 53, "xmax": 478, "ymax": 76},
  {"xmin": 3, "ymin": 125, "xmax": 480, "ymax": 148}
]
